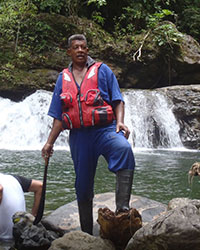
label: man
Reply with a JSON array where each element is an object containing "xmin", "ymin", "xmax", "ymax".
[
  {"xmin": 42, "ymin": 34, "xmax": 135, "ymax": 235},
  {"xmin": 0, "ymin": 173, "xmax": 43, "ymax": 240}
]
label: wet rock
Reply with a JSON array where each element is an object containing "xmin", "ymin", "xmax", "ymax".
[
  {"xmin": 125, "ymin": 200, "xmax": 200, "ymax": 250},
  {"xmin": 160, "ymin": 85, "xmax": 200, "ymax": 149},
  {"xmin": 48, "ymin": 231, "xmax": 115, "ymax": 250},
  {"xmin": 168, "ymin": 197, "xmax": 200, "ymax": 210},
  {"xmin": 12, "ymin": 211, "xmax": 66, "ymax": 250},
  {"xmin": 45, "ymin": 192, "xmax": 167, "ymax": 236}
]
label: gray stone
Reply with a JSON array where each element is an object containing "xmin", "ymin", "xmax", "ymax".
[
  {"xmin": 48, "ymin": 231, "xmax": 115, "ymax": 250},
  {"xmin": 125, "ymin": 202, "xmax": 200, "ymax": 250},
  {"xmin": 44, "ymin": 192, "xmax": 167, "ymax": 236},
  {"xmin": 12, "ymin": 211, "xmax": 66, "ymax": 250},
  {"xmin": 160, "ymin": 85, "xmax": 200, "ymax": 149},
  {"xmin": 168, "ymin": 197, "xmax": 200, "ymax": 210}
]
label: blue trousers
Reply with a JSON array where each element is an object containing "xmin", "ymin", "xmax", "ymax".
[{"xmin": 69, "ymin": 122, "xmax": 135, "ymax": 202}]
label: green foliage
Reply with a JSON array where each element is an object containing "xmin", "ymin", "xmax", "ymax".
[
  {"xmin": 167, "ymin": 0, "xmax": 200, "ymax": 42},
  {"xmin": 32, "ymin": 0, "xmax": 65, "ymax": 13},
  {"xmin": 87, "ymin": 0, "xmax": 107, "ymax": 8},
  {"xmin": 179, "ymin": 6, "xmax": 200, "ymax": 41},
  {"xmin": 87, "ymin": 0, "xmax": 106, "ymax": 26},
  {"xmin": 0, "ymin": 0, "xmax": 37, "ymax": 45},
  {"xmin": 146, "ymin": 9, "xmax": 174, "ymax": 29},
  {"xmin": 91, "ymin": 11, "xmax": 105, "ymax": 25},
  {"xmin": 32, "ymin": 0, "xmax": 81, "ymax": 16},
  {"xmin": 152, "ymin": 22, "xmax": 184, "ymax": 51},
  {"xmin": 84, "ymin": 0, "xmax": 199, "ymax": 43},
  {"xmin": 0, "ymin": 62, "xmax": 15, "ymax": 83},
  {"xmin": 114, "ymin": 3, "xmax": 145, "ymax": 36},
  {"xmin": 20, "ymin": 17, "xmax": 53, "ymax": 52},
  {"xmin": 0, "ymin": 0, "xmax": 199, "ymax": 57},
  {"xmin": 113, "ymin": 3, "xmax": 175, "ymax": 48},
  {"xmin": 0, "ymin": 0, "xmax": 58, "ymax": 52},
  {"xmin": 0, "ymin": 0, "xmax": 199, "ymax": 91}
]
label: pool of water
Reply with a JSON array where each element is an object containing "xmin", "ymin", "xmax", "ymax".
[{"xmin": 1, "ymin": 148, "xmax": 200, "ymax": 248}]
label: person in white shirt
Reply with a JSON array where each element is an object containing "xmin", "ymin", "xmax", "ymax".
[{"xmin": 0, "ymin": 173, "xmax": 42, "ymax": 241}]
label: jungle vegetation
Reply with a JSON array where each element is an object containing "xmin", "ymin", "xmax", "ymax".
[{"xmin": 0, "ymin": 0, "xmax": 199, "ymax": 53}]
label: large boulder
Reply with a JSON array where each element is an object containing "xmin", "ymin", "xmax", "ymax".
[
  {"xmin": 127, "ymin": 22, "xmax": 200, "ymax": 89},
  {"xmin": 125, "ymin": 198, "xmax": 200, "ymax": 250},
  {"xmin": 44, "ymin": 193, "xmax": 166, "ymax": 250},
  {"xmin": 44, "ymin": 192, "xmax": 167, "ymax": 236},
  {"xmin": 168, "ymin": 197, "xmax": 200, "ymax": 210}
]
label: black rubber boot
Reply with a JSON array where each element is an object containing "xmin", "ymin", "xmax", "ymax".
[
  {"xmin": 115, "ymin": 169, "xmax": 134, "ymax": 214},
  {"xmin": 77, "ymin": 200, "xmax": 93, "ymax": 235}
]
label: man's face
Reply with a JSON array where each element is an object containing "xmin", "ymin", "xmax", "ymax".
[{"xmin": 67, "ymin": 39, "xmax": 88, "ymax": 64}]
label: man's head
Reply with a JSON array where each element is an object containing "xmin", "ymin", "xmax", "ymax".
[
  {"xmin": 67, "ymin": 34, "xmax": 87, "ymax": 48},
  {"xmin": 67, "ymin": 34, "xmax": 88, "ymax": 65}
]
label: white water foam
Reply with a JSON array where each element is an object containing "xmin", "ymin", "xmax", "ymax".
[
  {"xmin": 0, "ymin": 89, "xmax": 184, "ymax": 151},
  {"xmin": 123, "ymin": 89, "xmax": 183, "ymax": 149},
  {"xmin": 0, "ymin": 90, "xmax": 69, "ymax": 150}
]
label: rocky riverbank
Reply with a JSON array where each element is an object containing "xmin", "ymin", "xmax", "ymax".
[{"xmin": 17, "ymin": 193, "xmax": 200, "ymax": 250}]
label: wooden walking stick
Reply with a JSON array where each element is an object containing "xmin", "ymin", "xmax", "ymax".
[{"xmin": 33, "ymin": 157, "xmax": 49, "ymax": 225}]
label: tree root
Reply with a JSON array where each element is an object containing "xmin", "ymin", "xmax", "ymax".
[{"xmin": 133, "ymin": 31, "xmax": 150, "ymax": 62}]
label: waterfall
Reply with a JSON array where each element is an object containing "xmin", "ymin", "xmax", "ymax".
[
  {"xmin": 124, "ymin": 89, "xmax": 183, "ymax": 149},
  {"xmin": 0, "ymin": 90, "xmax": 69, "ymax": 150},
  {"xmin": 0, "ymin": 89, "xmax": 183, "ymax": 150}
]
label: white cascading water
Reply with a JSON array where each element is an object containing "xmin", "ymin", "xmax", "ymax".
[
  {"xmin": 124, "ymin": 89, "xmax": 183, "ymax": 149},
  {"xmin": 0, "ymin": 89, "xmax": 183, "ymax": 150},
  {"xmin": 0, "ymin": 90, "xmax": 69, "ymax": 150}
]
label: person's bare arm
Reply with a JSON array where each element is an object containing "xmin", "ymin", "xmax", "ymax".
[
  {"xmin": 42, "ymin": 118, "xmax": 63, "ymax": 159},
  {"xmin": 113, "ymin": 100, "xmax": 130, "ymax": 139},
  {"xmin": 28, "ymin": 180, "xmax": 43, "ymax": 217},
  {"xmin": 0, "ymin": 184, "xmax": 3, "ymax": 204}
]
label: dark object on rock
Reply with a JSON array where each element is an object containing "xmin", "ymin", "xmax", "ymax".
[
  {"xmin": 97, "ymin": 207, "xmax": 142, "ymax": 250},
  {"xmin": 12, "ymin": 211, "xmax": 68, "ymax": 250}
]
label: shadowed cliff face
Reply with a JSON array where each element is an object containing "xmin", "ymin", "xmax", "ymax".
[{"xmin": 160, "ymin": 85, "xmax": 200, "ymax": 149}]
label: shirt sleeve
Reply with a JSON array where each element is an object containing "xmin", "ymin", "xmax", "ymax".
[
  {"xmin": 48, "ymin": 72, "xmax": 63, "ymax": 120},
  {"xmin": 98, "ymin": 63, "xmax": 124, "ymax": 105},
  {"xmin": 12, "ymin": 175, "xmax": 32, "ymax": 192}
]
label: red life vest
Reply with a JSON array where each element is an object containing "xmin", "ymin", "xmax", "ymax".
[{"xmin": 60, "ymin": 62, "xmax": 115, "ymax": 129}]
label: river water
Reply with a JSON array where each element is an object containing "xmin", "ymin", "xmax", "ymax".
[
  {"xmin": 0, "ymin": 148, "xmax": 199, "ymax": 217},
  {"xmin": 1, "ymin": 90, "xmax": 200, "ymax": 249},
  {"xmin": 0, "ymin": 90, "xmax": 200, "ymax": 215}
]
